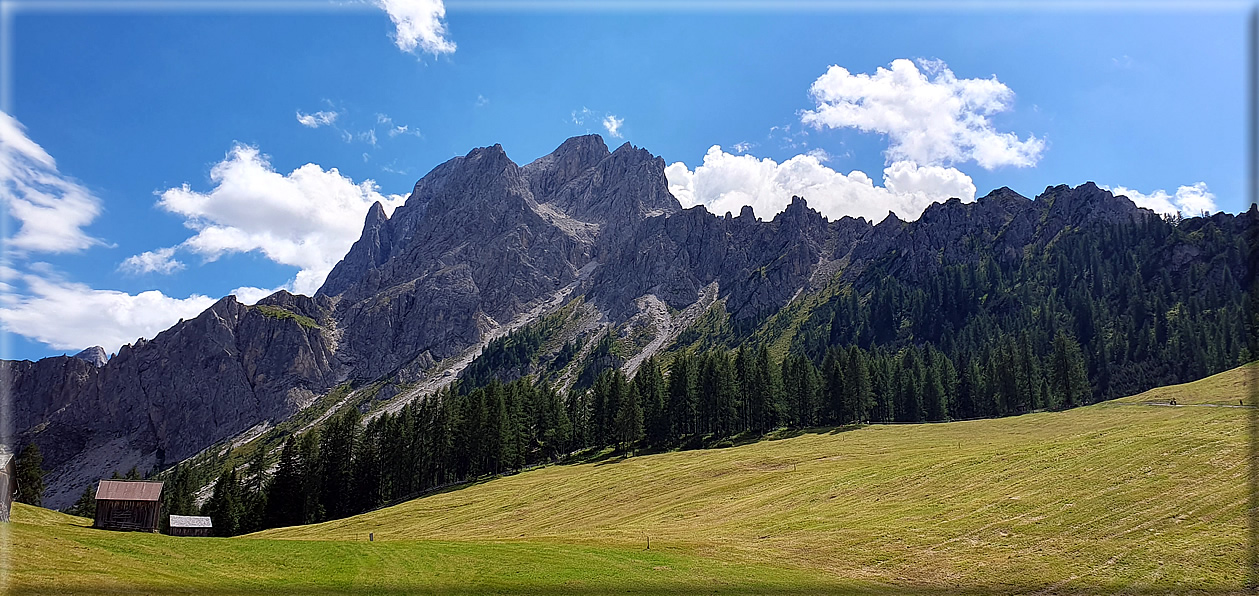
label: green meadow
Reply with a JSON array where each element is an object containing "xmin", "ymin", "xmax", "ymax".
[{"xmin": 6, "ymin": 364, "xmax": 1252, "ymax": 595}]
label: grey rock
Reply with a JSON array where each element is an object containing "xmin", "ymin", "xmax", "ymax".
[
  {"xmin": 10, "ymin": 293, "xmax": 339, "ymax": 508},
  {"xmin": 6, "ymin": 136, "xmax": 1203, "ymax": 508},
  {"xmin": 72, "ymin": 346, "xmax": 109, "ymax": 367}
]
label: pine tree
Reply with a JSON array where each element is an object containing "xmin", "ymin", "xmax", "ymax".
[
  {"xmin": 64, "ymin": 484, "xmax": 96, "ymax": 518},
  {"xmin": 822, "ymin": 348, "xmax": 847, "ymax": 425},
  {"xmin": 634, "ymin": 357, "xmax": 669, "ymax": 446},
  {"xmin": 163, "ymin": 465, "xmax": 198, "ymax": 522},
  {"xmin": 265, "ymin": 436, "xmax": 304, "ymax": 529},
  {"xmin": 1049, "ymin": 331, "xmax": 1090, "ymax": 409},
  {"xmin": 846, "ymin": 346, "xmax": 873, "ymax": 423},
  {"xmin": 14, "ymin": 444, "xmax": 46, "ymax": 506},
  {"xmin": 614, "ymin": 383, "xmax": 645, "ymax": 454},
  {"xmin": 317, "ymin": 408, "xmax": 360, "ymax": 519},
  {"xmin": 666, "ymin": 354, "xmax": 697, "ymax": 437},
  {"xmin": 202, "ymin": 469, "xmax": 243, "ymax": 537}
]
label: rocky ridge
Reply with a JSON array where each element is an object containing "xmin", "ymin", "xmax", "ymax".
[{"xmin": 6, "ymin": 135, "xmax": 1187, "ymax": 507}]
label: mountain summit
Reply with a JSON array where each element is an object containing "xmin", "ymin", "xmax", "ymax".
[{"xmin": 7, "ymin": 134, "xmax": 1247, "ymax": 508}]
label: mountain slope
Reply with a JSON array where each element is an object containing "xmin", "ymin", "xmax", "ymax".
[
  {"xmin": 6, "ymin": 134, "xmax": 1253, "ymax": 508},
  {"xmin": 255, "ymin": 363, "xmax": 1250, "ymax": 592}
]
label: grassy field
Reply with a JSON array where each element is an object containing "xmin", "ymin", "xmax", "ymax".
[
  {"xmin": 6, "ymin": 364, "xmax": 1253, "ymax": 595},
  {"xmin": 3, "ymin": 504, "xmax": 852, "ymax": 595}
]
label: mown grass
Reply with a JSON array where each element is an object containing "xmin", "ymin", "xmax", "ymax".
[
  {"xmin": 4, "ymin": 504, "xmax": 857, "ymax": 595},
  {"xmin": 262, "ymin": 365, "xmax": 1253, "ymax": 594},
  {"xmin": 1114, "ymin": 362, "xmax": 1254, "ymax": 406},
  {"xmin": 5, "ymin": 364, "xmax": 1252, "ymax": 595}
]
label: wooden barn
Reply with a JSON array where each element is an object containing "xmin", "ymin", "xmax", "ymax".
[
  {"xmin": 167, "ymin": 515, "xmax": 213, "ymax": 537},
  {"xmin": 94, "ymin": 480, "xmax": 164, "ymax": 532},
  {"xmin": 0, "ymin": 446, "xmax": 14, "ymax": 523}
]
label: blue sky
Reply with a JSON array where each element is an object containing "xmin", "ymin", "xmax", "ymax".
[{"xmin": 0, "ymin": 1, "xmax": 1250, "ymax": 361}]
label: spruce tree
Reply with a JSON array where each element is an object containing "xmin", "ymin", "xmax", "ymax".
[
  {"xmin": 14, "ymin": 444, "xmax": 46, "ymax": 506},
  {"xmin": 265, "ymin": 436, "xmax": 304, "ymax": 528},
  {"xmin": 64, "ymin": 484, "xmax": 96, "ymax": 518},
  {"xmin": 634, "ymin": 357, "xmax": 669, "ymax": 446},
  {"xmin": 202, "ymin": 469, "xmax": 243, "ymax": 537},
  {"xmin": 614, "ymin": 383, "xmax": 645, "ymax": 454},
  {"xmin": 666, "ymin": 354, "xmax": 697, "ymax": 437}
]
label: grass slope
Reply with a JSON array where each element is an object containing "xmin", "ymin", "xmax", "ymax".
[
  {"xmin": 7, "ymin": 364, "xmax": 1253, "ymax": 595},
  {"xmin": 4, "ymin": 504, "xmax": 849, "ymax": 595}
]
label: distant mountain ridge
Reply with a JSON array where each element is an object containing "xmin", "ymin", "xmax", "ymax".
[{"xmin": 5, "ymin": 134, "xmax": 1251, "ymax": 508}]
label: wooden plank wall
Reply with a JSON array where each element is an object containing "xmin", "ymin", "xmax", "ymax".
[{"xmin": 94, "ymin": 499, "xmax": 162, "ymax": 532}]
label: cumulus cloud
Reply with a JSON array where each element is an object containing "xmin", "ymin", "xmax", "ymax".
[
  {"xmin": 147, "ymin": 144, "xmax": 406, "ymax": 295},
  {"xmin": 666, "ymin": 145, "xmax": 974, "ymax": 223},
  {"xmin": 119, "ymin": 246, "xmax": 184, "ymax": 275},
  {"xmin": 801, "ymin": 58, "xmax": 1044, "ymax": 169},
  {"xmin": 1106, "ymin": 182, "xmax": 1218, "ymax": 217},
  {"xmin": 0, "ymin": 270, "xmax": 218, "ymax": 352},
  {"xmin": 602, "ymin": 115, "xmax": 624, "ymax": 138},
  {"xmin": 296, "ymin": 110, "xmax": 339, "ymax": 128},
  {"xmin": 374, "ymin": 0, "xmax": 456, "ymax": 55},
  {"xmin": 228, "ymin": 285, "xmax": 285, "ymax": 306},
  {"xmin": 0, "ymin": 110, "xmax": 105, "ymax": 253}
]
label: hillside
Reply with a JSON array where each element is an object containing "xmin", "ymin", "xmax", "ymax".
[
  {"xmin": 7, "ymin": 366, "xmax": 1248, "ymax": 594},
  {"xmin": 6, "ymin": 365, "xmax": 1250, "ymax": 593},
  {"xmin": 5, "ymin": 503, "xmax": 848, "ymax": 595},
  {"xmin": 257, "ymin": 363, "xmax": 1252, "ymax": 593},
  {"xmin": 7, "ymin": 134, "xmax": 1252, "ymax": 513}
]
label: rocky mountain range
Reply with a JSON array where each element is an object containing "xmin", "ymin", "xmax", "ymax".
[{"xmin": 5, "ymin": 134, "xmax": 1247, "ymax": 508}]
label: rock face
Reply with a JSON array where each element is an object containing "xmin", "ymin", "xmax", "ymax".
[
  {"xmin": 72, "ymin": 346, "xmax": 109, "ymax": 367},
  {"xmin": 321, "ymin": 136, "xmax": 680, "ymax": 381},
  {"xmin": 9, "ymin": 134, "xmax": 1182, "ymax": 508},
  {"xmin": 6, "ymin": 292, "xmax": 339, "ymax": 507}
]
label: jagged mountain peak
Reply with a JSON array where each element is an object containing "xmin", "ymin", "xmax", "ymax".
[
  {"xmin": 71, "ymin": 346, "xmax": 108, "ymax": 367},
  {"xmin": 1036, "ymin": 181, "xmax": 1146, "ymax": 224},
  {"xmin": 548, "ymin": 134, "xmax": 611, "ymax": 164},
  {"xmin": 980, "ymin": 186, "xmax": 1030, "ymax": 204},
  {"xmin": 16, "ymin": 134, "xmax": 1246, "ymax": 511}
]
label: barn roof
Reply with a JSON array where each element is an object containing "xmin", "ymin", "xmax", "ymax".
[
  {"xmin": 96, "ymin": 480, "xmax": 164, "ymax": 501},
  {"xmin": 169, "ymin": 515, "xmax": 213, "ymax": 528}
]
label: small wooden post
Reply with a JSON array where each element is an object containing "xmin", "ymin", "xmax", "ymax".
[
  {"xmin": 647, "ymin": 536, "xmax": 650, "ymax": 550},
  {"xmin": 369, "ymin": 532, "xmax": 374, "ymax": 542}
]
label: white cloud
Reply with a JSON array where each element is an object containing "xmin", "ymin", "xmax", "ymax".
[
  {"xmin": 296, "ymin": 110, "xmax": 338, "ymax": 128},
  {"xmin": 0, "ymin": 270, "xmax": 218, "ymax": 352},
  {"xmin": 374, "ymin": 0, "xmax": 456, "ymax": 55},
  {"xmin": 602, "ymin": 115, "xmax": 624, "ymax": 138},
  {"xmin": 119, "ymin": 246, "xmax": 184, "ymax": 275},
  {"xmin": 228, "ymin": 284, "xmax": 284, "ymax": 306},
  {"xmin": 805, "ymin": 148, "xmax": 832, "ymax": 162},
  {"xmin": 572, "ymin": 108, "xmax": 624, "ymax": 139},
  {"xmin": 731, "ymin": 142, "xmax": 753, "ymax": 154},
  {"xmin": 666, "ymin": 145, "xmax": 974, "ymax": 223},
  {"xmin": 389, "ymin": 124, "xmax": 420, "ymax": 138},
  {"xmin": 475, "ymin": 94, "xmax": 489, "ymax": 107},
  {"xmin": 801, "ymin": 58, "xmax": 1044, "ymax": 170},
  {"xmin": 1106, "ymin": 182, "xmax": 1218, "ymax": 217},
  {"xmin": 0, "ymin": 110, "xmax": 105, "ymax": 253},
  {"xmin": 148, "ymin": 144, "xmax": 406, "ymax": 295}
]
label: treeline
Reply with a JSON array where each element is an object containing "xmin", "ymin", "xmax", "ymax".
[
  {"xmin": 168, "ymin": 213, "xmax": 1253, "ymax": 537},
  {"xmin": 189, "ymin": 329, "xmax": 1097, "ymax": 536},
  {"xmin": 796, "ymin": 217, "xmax": 1251, "ymax": 402}
]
